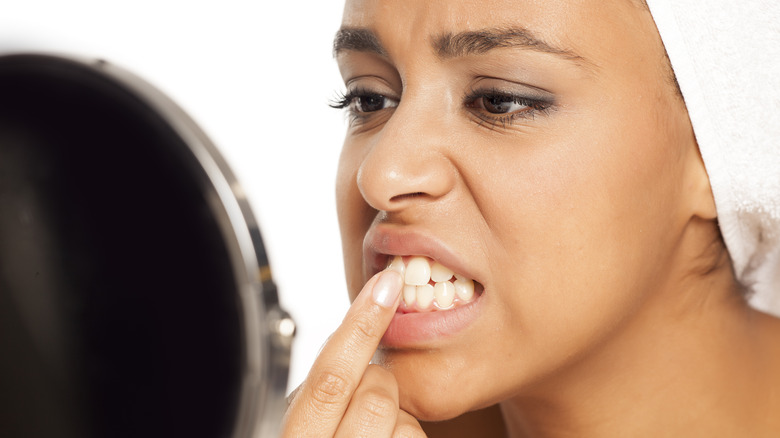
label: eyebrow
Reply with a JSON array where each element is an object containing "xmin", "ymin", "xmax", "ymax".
[
  {"xmin": 333, "ymin": 28, "xmax": 387, "ymax": 57},
  {"xmin": 434, "ymin": 27, "xmax": 585, "ymax": 63},
  {"xmin": 333, "ymin": 26, "xmax": 592, "ymax": 68}
]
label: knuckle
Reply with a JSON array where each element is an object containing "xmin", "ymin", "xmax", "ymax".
[
  {"xmin": 394, "ymin": 410, "xmax": 425, "ymax": 438},
  {"xmin": 358, "ymin": 388, "xmax": 397, "ymax": 419},
  {"xmin": 349, "ymin": 312, "xmax": 383, "ymax": 342},
  {"xmin": 393, "ymin": 424, "xmax": 426, "ymax": 438},
  {"xmin": 394, "ymin": 423, "xmax": 427, "ymax": 438},
  {"xmin": 363, "ymin": 364, "xmax": 399, "ymax": 391},
  {"xmin": 308, "ymin": 368, "xmax": 354, "ymax": 408}
]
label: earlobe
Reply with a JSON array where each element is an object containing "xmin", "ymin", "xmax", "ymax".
[
  {"xmin": 687, "ymin": 141, "xmax": 718, "ymax": 221},
  {"xmin": 672, "ymin": 99, "xmax": 717, "ymax": 222}
]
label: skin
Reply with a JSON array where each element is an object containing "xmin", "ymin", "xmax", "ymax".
[{"xmin": 282, "ymin": 0, "xmax": 780, "ymax": 436}]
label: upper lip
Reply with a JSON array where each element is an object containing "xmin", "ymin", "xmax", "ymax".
[{"xmin": 363, "ymin": 223, "xmax": 481, "ymax": 285}]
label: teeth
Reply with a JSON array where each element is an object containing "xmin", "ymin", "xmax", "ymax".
[
  {"xmin": 434, "ymin": 281, "xmax": 455, "ymax": 308},
  {"xmin": 385, "ymin": 256, "xmax": 478, "ymax": 311},
  {"xmin": 388, "ymin": 256, "xmax": 405, "ymax": 276},
  {"xmin": 416, "ymin": 284, "xmax": 435, "ymax": 308},
  {"xmin": 454, "ymin": 277, "xmax": 475, "ymax": 301},
  {"xmin": 403, "ymin": 284, "xmax": 416, "ymax": 307},
  {"xmin": 405, "ymin": 257, "xmax": 431, "ymax": 286},
  {"xmin": 430, "ymin": 262, "xmax": 454, "ymax": 282}
]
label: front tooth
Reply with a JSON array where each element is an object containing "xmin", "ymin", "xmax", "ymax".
[
  {"xmin": 405, "ymin": 257, "xmax": 431, "ymax": 286},
  {"xmin": 403, "ymin": 284, "xmax": 416, "ymax": 307},
  {"xmin": 430, "ymin": 262, "xmax": 454, "ymax": 282},
  {"xmin": 416, "ymin": 284, "xmax": 435, "ymax": 309},
  {"xmin": 434, "ymin": 281, "xmax": 455, "ymax": 308},
  {"xmin": 387, "ymin": 256, "xmax": 405, "ymax": 275},
  {"xmin": 454, "ymin": 278, "xmax": 475, "ymax": 301}
]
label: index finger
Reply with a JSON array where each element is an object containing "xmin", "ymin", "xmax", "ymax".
[{"xmin": 283, "ymin": 269, "xmax": 403, "ymax": 437}]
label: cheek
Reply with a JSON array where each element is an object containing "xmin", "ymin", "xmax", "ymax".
[
  {"xmin": 336, "ymin": 142, "xmax": 375, "ymax": 300},
  {"xmin": 486, "ymin": 95, "xmax": 684, "ymax": 268},
  {"xmin": 471, "ymin": 100, "xmax": 688, "ymax": 367}
]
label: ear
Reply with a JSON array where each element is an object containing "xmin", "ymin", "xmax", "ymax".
[{"xmin": 683, "ymin": 134, "xmax": 718, "ymax": 221}]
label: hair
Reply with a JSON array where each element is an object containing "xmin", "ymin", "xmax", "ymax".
[
  {"xmin": 630, "ymin": 0, "xmax": 683, "ymax": 99},
  {"xmin": 633, "ymin": 0, "xmax": 650, "ymax": 11}
]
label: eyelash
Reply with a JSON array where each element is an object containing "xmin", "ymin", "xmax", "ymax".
[
  {"xmin": 329, "ymin": 87, "xmax": 398, "ymax": 125},
  {"xmin": 330, "ymin": 87, "xmax": 371, "ymax": 109},
  {"xmin": 329, "ymin": 86, "xmax": 554, "ymax": 127},
  {"xmin": 463, "ymin": 87, "xmax": 553, "ymax": 127}
]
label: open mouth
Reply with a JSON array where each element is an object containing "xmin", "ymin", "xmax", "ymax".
[{"xmin": 385, "ymin": 255, "xmax": 484, "ymax": 312}]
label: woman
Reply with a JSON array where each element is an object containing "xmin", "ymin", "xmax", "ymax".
[{"xmin": 284, "ymin": 0, "xmax": 780, "ymax": 436}]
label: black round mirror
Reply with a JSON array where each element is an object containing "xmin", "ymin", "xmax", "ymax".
[{"xmin": 0, "ymin": 54, "xmax": 293, "ymax": 438}]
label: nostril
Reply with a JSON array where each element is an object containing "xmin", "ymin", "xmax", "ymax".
[{"xmin": 389, "ymin": 192, "xmax": 426, "ymax": 202}]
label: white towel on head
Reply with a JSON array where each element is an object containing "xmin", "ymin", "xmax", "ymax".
[{"xmin": 645, "ymin": 0, "xmax": 780, "ymax": 316}]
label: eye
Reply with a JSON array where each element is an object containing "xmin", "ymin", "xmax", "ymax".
[
  {"xmin": 468, "ymin": 94, "xmax": 535, "ymax": 115},
  {"xmin": 463, "ymin": 87, "xmax": 554, "ymax": 126},
  {"xmin": 330, "ymin": 90, "xmax": 399, "ymax": 114},
  {"xmin": 485, "ymin": 95, "xmax": 527, "ymax": 113},
  {"xmin": 354, "ymin": 94, "xmax": 397, "ymax": 113}
]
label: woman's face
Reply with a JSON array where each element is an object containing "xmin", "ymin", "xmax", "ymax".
[{"xmin": 335, "ymin": 0, "xmax": 701, "ymax": 421}]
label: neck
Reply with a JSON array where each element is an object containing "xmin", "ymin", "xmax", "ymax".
[{"xmin": 500, "ymin": 259, "xmax": 780, "ymax": 437}]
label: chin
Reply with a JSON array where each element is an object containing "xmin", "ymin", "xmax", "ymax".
[
  {"xmin": 379, "ymin": 349, "xmax": 498, "ymax": 422},
  {"xmin": 398, "ymin": 383, "xmax": 474, "ymax": 422}
]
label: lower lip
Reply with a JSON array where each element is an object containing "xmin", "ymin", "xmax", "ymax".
[{"xmin": 380, "ymin": 293, "xmax": 483, "ymax": 348}]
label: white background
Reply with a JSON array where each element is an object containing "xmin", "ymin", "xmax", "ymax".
[{"xmin": 0, "ymin": 0, "xmax": 350, "ymax": 393}]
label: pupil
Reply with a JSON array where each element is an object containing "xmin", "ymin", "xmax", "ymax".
[
  {"xmin": 484, "ymin": 96, "xmax": 512, "ymax": 114},
  {"xmin": 358, "ymin": 95, "xmax": 384, "ymax": 112}
]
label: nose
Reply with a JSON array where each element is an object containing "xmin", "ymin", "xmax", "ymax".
[{"xmin": 356, "ymin": 99, "xmax": 457, "ymax": 213}]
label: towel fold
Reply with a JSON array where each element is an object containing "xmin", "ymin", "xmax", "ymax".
[{"xmin": 646, "ymin": 0, "xmax": 780, "ymax": 315}]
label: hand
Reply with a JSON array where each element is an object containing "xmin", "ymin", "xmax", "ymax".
[{"xmin": 282, "ymin": 270, "xmax": 426, "ymax": 437}]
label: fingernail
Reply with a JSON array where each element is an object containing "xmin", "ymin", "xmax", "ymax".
[{"xmin": 372, "ymin": 270, "xmax": 402, "ymax": 308}]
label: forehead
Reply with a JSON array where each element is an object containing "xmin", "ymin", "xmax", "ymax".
[
  {"xmin": 340, "ymin": 0, "xmax": 658, "ymax": 74},
  {"xmin": 342, "ymin": 0, "xmax": 642, "ymax": 27},
  {"xmin": 343, "ymin": 0, "xmax": 580, "ymax": 26}
]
